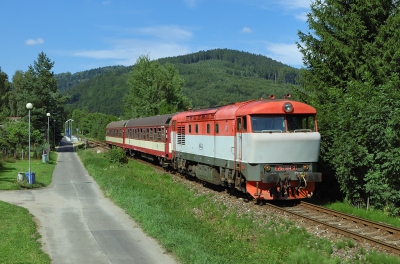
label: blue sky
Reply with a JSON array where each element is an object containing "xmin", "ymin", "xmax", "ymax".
[{"xmin": 0, "ymin": 0, "xmax": 311, "ymax": 79}]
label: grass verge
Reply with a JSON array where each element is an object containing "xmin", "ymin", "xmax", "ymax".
[
  {"xmin": 78, "ymin": 149, "xmax": 400, "ymax": 264},
  {"xmin": 0, "ymin": 201, "xmax": 51, "ymax": 263},
  {"xmin": 0, "ymin": 152, "xmax": 57, "ymax": 263},
  {"xmin": 324, "ymin": 202, "xmax": 400, "ymax": 229},
  {"xmin": 0, "ymin": 151, "xmax": 57, "ymax": 190}
]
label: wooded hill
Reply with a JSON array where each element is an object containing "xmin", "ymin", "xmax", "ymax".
[{"xmin": 56, "ymin": 49, "xmax": 300, "ymax": 116}]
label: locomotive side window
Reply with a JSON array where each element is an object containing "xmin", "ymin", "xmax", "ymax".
[
  {"xmin": 195, "ymin": 124, "xmax": 198, "ymax": 133},
  {"xmin": 207, "ymin": 124, "xmax": 210, "ymax": 134},
  {"xmin": 287, "ymin": 115, "xmax": 316, "ymax": 132},
  {"xmin": 188, "ymin": 124, "xmax": 192, "ymax": 133},
  {"xmin": 215, "ymin": 123, "xmax": 219, "ymax": 134},
  {"xmin": 237, "ymin": 118, "xmax": 242, "ymax": 131},
  {"xmin": 251, "ymin": 115, "xmax": 285, "ymax": 132}
]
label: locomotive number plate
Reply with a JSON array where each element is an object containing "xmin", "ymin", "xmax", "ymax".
[{"xmin": 276, "ymin": 165, "xmax": 297, "ymax": 171}]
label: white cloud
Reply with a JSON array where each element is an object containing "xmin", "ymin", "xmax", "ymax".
[
  {"xmin": 256, "ymin": 0, "xmax": 311, "ymax": 21},
  {"xmin": 265, "ymin": 42, "xmax": 303, "ymax": 68},
  {"xmin": 242, "ymin": 27, "xmax": 252, "ymax": 33},
  {"xmin": 71, "ymin": 39, "xmax": 191, "ymax": 66},
  {"xmin": 295, "ymin": 11, "xmax": 308, "ymax": 21},
  {"xmin": 184, "ymin": 0, "xmax": 199, "ymax": 8},
  {"xmin": 26, "ymin": 38, "xmax": 44, "ymax": 45},
  {"xmin": 278, "ymin": 0, "xmax": 311, "ymax": 9},
  {"xmin": 127, "ymin": 26, "xmax": 193, "ymax": 41}
]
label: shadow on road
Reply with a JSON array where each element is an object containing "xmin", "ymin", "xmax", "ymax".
[{"xmin": 56, "ymin": 138, "xmax": 74, "ymax": 153}]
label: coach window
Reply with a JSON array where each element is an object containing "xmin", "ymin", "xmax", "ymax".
[
  {"xmin": 149, "ymin": 128, "xmax": 153, "ymax": 140},
  {"xmin": 215, "ymin": 123, "xmax": 219, "ymax": 134},
  {"xmin": 207, "ymin": 124, "xmax": 210, "ymax": 134},
  {"xmin": 195, "ymin": 124, "xmax": 199, "ymax": 133},
  {"xmin": 154, "ymin": 128, "xmax": 157, "ymax": 141},
  {"xmin": 161, "ymin": 128, "xmax": 165, "ymax": 141}
]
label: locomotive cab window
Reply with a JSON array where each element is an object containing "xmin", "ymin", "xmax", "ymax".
[
  {"xmin": 236, "ymin": 117, "xmax": 247, "ymax": 132},
  {"xmin": 287, "ymin": 114, "xmax": 316, "ymax": 132},
  {"xmin": 207, "ymin": 124, "xmax": 210, "ymax": 134},
  {"xmin": 251, "ymin": 115, "xmax": 285, "ymax": 132}
]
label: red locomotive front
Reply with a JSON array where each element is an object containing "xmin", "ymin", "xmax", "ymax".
[{"xmin": 170, "ymin": 98, "xmax": 322, "ymax": 200}]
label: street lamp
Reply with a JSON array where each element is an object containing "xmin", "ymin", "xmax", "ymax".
[
  {"xmin": 26, "ymin": 103, "xmax": 33, "ymax": 179},
  {"xmin": 46, "ymin": 113, "xmax": 50, "ymax": 144},
  {"xmin": 53, "ymin": 119, "xmax": 56, "ymax": 147},
  {"xmin": 70, "ymin": 119, "xmax": 74, "ymax": 139}
]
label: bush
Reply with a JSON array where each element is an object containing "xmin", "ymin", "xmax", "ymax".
[{"xmin": 107, "ymin": 147, "xmax": 127, "ymax": 164}]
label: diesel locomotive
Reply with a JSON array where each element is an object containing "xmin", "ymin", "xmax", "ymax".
[{"xmin": 106, "ymin": 96, "xmax": 322, "ymax": 200}]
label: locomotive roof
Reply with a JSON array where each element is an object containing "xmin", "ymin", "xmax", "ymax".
[
  {"xmin": 106, "ymin": 120, "xmax": 127, "ymax": 129},
  {"xmin": 125, "ymin": 113, "xmax": 176, "ymax": 127},
  {"xmin": 172, "ymin": 99, "xmax": 317, "ymax": 121},
  {"xmin": 234, "ymin": 99, "xmax": 317, "ymax": 116}
]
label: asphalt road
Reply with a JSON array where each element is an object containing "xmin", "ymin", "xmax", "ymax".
[{"xmin": 0, "ymin": 138, "xmax": 178, "ymax": 264}]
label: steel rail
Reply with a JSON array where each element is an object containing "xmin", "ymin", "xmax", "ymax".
[{"xmin": 266, "ymin": 202, "xmax": 400, "ymax": 255}]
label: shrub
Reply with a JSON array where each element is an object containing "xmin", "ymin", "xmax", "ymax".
[{"xmin": 107, "ymin": 147, "xmax": 127, "ymax": 164}]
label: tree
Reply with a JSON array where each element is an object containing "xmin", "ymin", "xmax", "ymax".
[
  {"xmin": 8, "ymin": 52, "xmax": 69, "ymax": 147},
  {"xmin": 296, "ymin": 0, "xmax": 400, "ymax": 214},
  {"xmin": 0, "ymin": 68, "xmax": 11, "ymax": 118},
  {"xmin": 123, "ymin": 55, "xmax": 191, "ymax": 118}
]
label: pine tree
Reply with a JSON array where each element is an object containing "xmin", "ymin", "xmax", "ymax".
[{"xmin": 296, "ymin": 0, "xmax": 400, "ymax": 213}]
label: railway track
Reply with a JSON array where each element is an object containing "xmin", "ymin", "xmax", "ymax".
[
  {"xmin": 83, "ymin": 139, "xmax": 400, "ymax": 256},
  {"xmin": 268, "ymin": 201, "xmax": 400, "ymax": 255}
]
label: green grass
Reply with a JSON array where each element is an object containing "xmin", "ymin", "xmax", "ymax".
[
  {"xmin": 0, "ymin": 201, "xmax": 51, "ymax": 263},
  {"xmin": 0, "ymin": 152, "xmax": 57, "ymax": 190},
  {"xmin": 324, "ymin": 202, "xmax": 400, "ymax": 229},
  {"xmin": 0, "ymin": 153, "xmax": 56, "ymax": 263},
  {"xmin": 78, "ymin": 149, "xmax": 400, "ymax": 264}
]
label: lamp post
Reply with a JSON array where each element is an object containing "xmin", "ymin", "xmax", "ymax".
[
  {"xmin": 65, "ymin": 120, "xmax": 68, "ymax": 137},
  {"xmin": 26, "ymin": 103, "xmax": 33, "ymax": 178},
  {"xmin": 46, "ymin": 113, "xmax": 50, "ymax": 144},
  {"xmin": 70, "ymin": 119, "xmax": 74, "ymax": 139},
  {"xmin": 53, "ymin": 119, "xmax": 56, "ymax": 147}
]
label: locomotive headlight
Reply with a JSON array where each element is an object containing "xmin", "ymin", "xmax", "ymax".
[
  {"xmin": 283, "ymin": 102, "xmax": 293, "ymax": 113},
  {"xmin": 264, "ymin": 165, "xmax": 271, "ymax": 172},
  {"xmin": 302, "ymin": 164, "xmax": 309, "ymax": 171}
]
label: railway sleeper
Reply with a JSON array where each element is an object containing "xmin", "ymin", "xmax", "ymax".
[{"xmin": 361, "ymin": 230, "xmax": 382, "ymax": 236}]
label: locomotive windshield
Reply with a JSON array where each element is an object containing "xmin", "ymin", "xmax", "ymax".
[
  {"xmin": 251, "ymin": 115, "xmax": 285, "ymax": 132},
  {"xmin": 251, "ymin": 114, "xmax": 316, "ymax": 132},
  {"xmin": 287, "ymin": 114, "xmax": 316, "ymax": 132}
]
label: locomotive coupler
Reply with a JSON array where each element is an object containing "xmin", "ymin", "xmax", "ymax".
[{"xmin": 296, "ymin": 172, "xmax": 307, "ymax": 189}]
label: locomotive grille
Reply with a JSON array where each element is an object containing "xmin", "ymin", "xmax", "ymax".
[{"xmin": 177, "ymin": 126, "xmax": 186, "ymax": 145}]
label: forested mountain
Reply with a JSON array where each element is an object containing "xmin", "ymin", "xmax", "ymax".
[
  {"xmin": 57, "ymin": 49, "xmax": 300, "ymax": 116},
  {"xmin": 55, "ymin": 65, "xmax": 128, "ymax": 92}
]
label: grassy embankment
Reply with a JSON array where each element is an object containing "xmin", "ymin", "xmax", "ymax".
[
  {"xmin": 78, "ymin": 149, "xmax": 400, "ymax": 264},
  {"xmin": 0, "ymin": 152, "xmax": 56, "ymax": 264}
]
